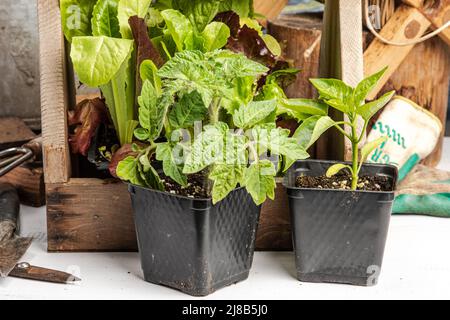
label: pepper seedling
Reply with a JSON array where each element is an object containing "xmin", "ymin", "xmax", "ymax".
[{"xmin": 294, "ymin": 67, "xmax": 395, "ymax": 190}]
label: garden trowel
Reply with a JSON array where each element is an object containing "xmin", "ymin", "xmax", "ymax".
[{"xmin": 0, "ymin": 183, "xmax": 80, "ymax": 283}]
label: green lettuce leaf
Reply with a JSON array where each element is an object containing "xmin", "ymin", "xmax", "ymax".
[
  {"xmin": 160, "ymin": 9, "xmax": 193, "ymax": 51},
  {"xmin": 201, "ymin": 22, "xmax": 230, "ymax": 52},
  {"xmin": 60, "ymin": 0, "xmax": 96, "ymax": 42},
  {"xmin": 173, "ymin": 0, "xmax": 221, "ymax": 32},
  {"xmin": 118, "ymin": 0, "xmax": 152, "ymax": 39},
  {"xmin": 71, "ymin": 36, "xmax": 134, "ymax": 86},
  {"xmin": 91, "ymin": 0, "xmax": 121, "ymax": 38}
]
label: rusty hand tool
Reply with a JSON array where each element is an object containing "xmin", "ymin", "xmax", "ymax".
[{"xmin": 0, "ymin": 183, "xmax": 80, "ymax": 284}]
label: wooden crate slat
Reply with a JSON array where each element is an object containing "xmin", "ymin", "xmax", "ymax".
[
  {"xmin": 38, "ymin": 0, "xmax": 71, "ymax": 184},
  {"xmin": 365, "ymin": 5, "xmax": 432, "ymax": 99},
  {"xmin": 46, "ymin": 178, "xmax": 137, "ymax": 252}
]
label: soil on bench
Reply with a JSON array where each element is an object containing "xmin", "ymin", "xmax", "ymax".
[{"xmin": 295, "ymin": 173, "xmax": 393, "ymax": 192}]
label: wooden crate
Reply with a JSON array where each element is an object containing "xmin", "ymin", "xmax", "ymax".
[{"xmin": 38, "ymin": 0, "xmax": 292, "ymax": 252}]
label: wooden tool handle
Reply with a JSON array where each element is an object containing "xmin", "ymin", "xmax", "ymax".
[{"xmin": 0, "ymin": 183, "xmax": 19, "ymax": 241}]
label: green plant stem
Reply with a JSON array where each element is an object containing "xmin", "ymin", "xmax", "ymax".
[
  {"xmin": 351, "ymin": 122, "xmax": 359, "ymax": 190},
  {"xmin": 209, "ymin": 98, "xmax": 222, "ymax": 124},
  {"xmin": 333, "ymin": 124, "xmax": 353, "ymax": 141}
]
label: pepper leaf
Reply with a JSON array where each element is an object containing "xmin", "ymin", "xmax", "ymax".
[
  {"xmin": 353, "ymin": 67, "xmax": 388, "ymax": 107},
  {"xmin": 358, "ymin": 91, "xmax": 395, "ymax": 121},
  {"xmin": 326, "ymin": 163, "xmax": 353, "ymax": 178},
  {"xmin": 361, "ymin": 136, "xmax": 388, "ymax": 163}
]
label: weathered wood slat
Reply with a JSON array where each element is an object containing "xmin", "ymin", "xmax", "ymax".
[
  {"xmin": 46, "ymin": 179, "xmax": 137, "ymax": 252},
  {"xmin": 365, "ymin": 5, "xmax": 432, "ymax": 99},
  {"xmin": 37, "ymin": 0, "xmax": 71, "ymax": 184}
]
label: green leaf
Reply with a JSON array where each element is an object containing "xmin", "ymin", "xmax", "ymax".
[
  {"xmin": 137, "ymin": 155, "xmax": 165, "ymax": 190},
  {"xmin": 209, "ymin": 164, "xmax": 245, "ymax": 204},
  {"xmin": 138, "ymin": 80, "xmax": 165, "ymax": 140},
  {"xmin": 134, "ymin": 127, "xmax": 150, "ymax": 141},
  {"xmin": 292, "ymin": 115, "xmax": 337, "ymax": 150},
  {"xmin": 242, "ymin": 160, "xmax": 277, "ymax": 205},
  {"xmin": 118, "ymin": 0, "xmax": 152, "ymax": 39},
  {"xmin": 262, "ymin": 34, "xmax": 281, "ymax": 56},
  {"xmin": 202, "ymin": 22, "xmax": 230, "ymax": 51},
  {"xmin": 60, "ymin": 0, "xmax": 96, "ymax": 42},
  {"xmin": 140, "ymin": 60, "xmax": 162, "ymax": 94},
  {"xmin": 286, "ymin": 115, "xmax": 335, "ymax": 171},
  {"xmin": 219, "ymin": 0, "xmax": 253, "ymax": 18},
  {"xmin": 266, "ymin": 68, "xmax": 300, "ymax": 86},
  {"xmin": 173, "ymin": 0, "xmax": 221, "ymax": 32},
  {"xmin": 71, "ymin": 36, "xmax": 134, "ymax": 87},
  {"xmin": 117, "ymin": 156, "xmax": 141, "ymax": 185},
  {"xmin": 125, "ymin": 120, "xmax": 139, "ymax": 144},
  {"xmin": 253, "ymin": 126, "xmax": 309, "ymax": 160},
  {"xmin": 280, "ymin": 99, "xmax": 328, "ymax": 116},
  {"xmin": 309, "ymin": 78, "xmax": 353, "ymax": 102},
  {"xmin": 358, "ymin": 91, "xmax": 395, "ymax": 121},
  {"xmin": 324, "ymin": 98, "xmax": 349, "ymax": 114},
  {"xmin": 91, "ymin": 0, "xmax": 121, "ymax": 37},
  {"xmin": 233, "ymin": 100, "xmax": 277, "ymax": 129},
  {"xmin": 326, "ymin": 163, "xmax": 353, "ymax": 178},
  {"xmin": 169, "ymin": 91, "xmax": 207, "ymax": 129},
  {"xmin": 212, "ymin": 51, "xmax": 269, "ymax": 78},
  {"xmin": 183, "ymin": 123, "xmax": 228, "ymax": 174},
  {"xmin": 361, "ymin": 136, "xmax": 388, "ymax": 163},
  {"xmin": 184, "ymin": 30, "xmax": 206, "ymax": 51},
  {"xmin": 160, "ymin": 9, "xmax": 193, "ymax": 51},
  {"xmin": 353, "ymin": 67, "xmax": 388, "ymax": 107},
  {"xmin": 156, "ymin": 142, "xmax": 188, "ymax": 186},
  {"xmin": 240, "ymin": 17, "xmax": 263, "ymax": 35},
  {"xmin": 158, "ymin": 50, "xmax": 206, "ymax": 81}
]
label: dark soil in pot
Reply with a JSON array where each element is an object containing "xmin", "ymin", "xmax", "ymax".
[
  {"xmin": 128, "ymin": 184, "xmax": 261, "ymax": 296},
  {"xmin": 296, "ymin": 173, "xmax": 393, "ymax": 191},
  {"xmin": 284, "ymin": 160, "xmax": 398, "ymax": 286}
]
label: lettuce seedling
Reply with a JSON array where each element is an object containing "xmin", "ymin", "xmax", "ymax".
[{"xmin": 296, "ymin": 67, "xmax": 395, "ymax": 190}]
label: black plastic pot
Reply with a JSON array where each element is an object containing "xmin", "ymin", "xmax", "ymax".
[
  {"xmin": 284, "ymin": 160, "xmax": 398, "ymax": 286},
  {"xmin": 128, "ymin": 185, "xmax": 261, "ymax": 296}
]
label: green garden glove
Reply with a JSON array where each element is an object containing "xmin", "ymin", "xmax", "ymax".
[
  {"xmin": 367, "ymin": 96, "xmax": 442, "ymax": 181},
  {"xmin": 365, "ymin": 96, "xmax": 449, "ymax": 217},
  {"xmin": 393, "ymin": 165, "xmax": 450, "ymax": 217}
]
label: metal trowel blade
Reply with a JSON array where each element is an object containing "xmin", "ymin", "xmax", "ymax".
[{"xmin": 0, "ymin": 237, "xmax": 32, "ymax": 277}]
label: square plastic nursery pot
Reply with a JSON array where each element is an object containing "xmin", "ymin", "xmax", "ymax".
[
  {"xmin": 284, "ymin": 160, "xmax": 398, "ymax": 286},
  {"xmin": 128, "ymin": 185, "xmax": 261, "ymax": 296}
]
